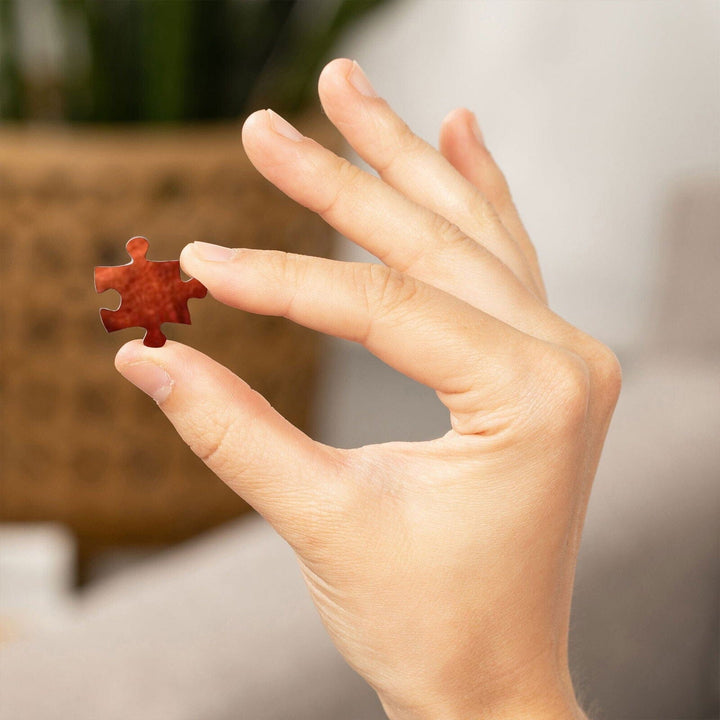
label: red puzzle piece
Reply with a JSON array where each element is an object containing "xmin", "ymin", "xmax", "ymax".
[{"xmin": 94, "ymin": 236, "xmax": 207, "ymax": 347}]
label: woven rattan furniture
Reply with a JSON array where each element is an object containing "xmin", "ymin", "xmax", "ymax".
[{"xmin": 0, "ymin": 118, "xmax": 336, "ymax": 567}]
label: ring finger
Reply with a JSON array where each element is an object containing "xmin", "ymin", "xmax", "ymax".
[{"xmin": 317, "ymin": 58, "xmax": 542, "ymax": 298}]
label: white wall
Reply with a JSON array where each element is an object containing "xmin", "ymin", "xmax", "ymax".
[{"xmin": 337, "ymin": 0, "xmax": 720, "ymax": 352}]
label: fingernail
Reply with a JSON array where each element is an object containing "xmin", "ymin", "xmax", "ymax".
[
  {"xmin": 348, "ymin": 60, "xmax": 378, "ymax": 98},
  {"xmin": 119, "ymin": 361, "xmax": 173, "ymax": 404},
  {"xmin": 192, "ymin": 241, "xmax": 236, "ymax": 262},
  {"xmin": 470, "ymin": 112, "xmax": 484, "ymax": 145},
  {"xmin": 266, "ymin": 109, "xmax": 304, "ymax": 141}
]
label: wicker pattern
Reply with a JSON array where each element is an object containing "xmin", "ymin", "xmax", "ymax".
[{"xmin": 0, "ymin": 120, "xmax": 336, "ymax": 556}]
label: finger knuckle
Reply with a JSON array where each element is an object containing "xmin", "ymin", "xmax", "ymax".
[
  {"xmin": 396, "ymin": 118, "xmax": 424, "ymax": 153},
  {"xmin": 430, "ymin": 212, "xmax": 470, "ymax": 249},
  {"xmin": 535, "ymin": 349, "xmax": 591, "ymax": 434},
  {"xmin": 321, "ymin": 158, "xmax": 364, "ymax": 218},
  {"xmin": 263, "ymin": 249, "xmax": 292, "ymax": 279},
  {"xmin": 189, "ymin": 410, "xmax": 243, "ymax": 472},
  {"xmin": 460, "ymin": 180, "xmax": 499, "ymax": 227},
  {"xmin": 585, "ymin": 339, "xmax": 623, "ymax": 408},
  {"xmin": 363, "ymin": 264, "xmax": 418, "ymax": 317},
  {"xmin": 378, "ymin": 123, "xmax": 426, "ymax": 174},
  {"xmin": 262, "ymin": 250, "xmax": 306, "ymax": 311}
]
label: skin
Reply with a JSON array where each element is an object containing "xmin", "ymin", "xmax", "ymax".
[{"xmin": 115, "ymin": 59, "xmax": 620, "ymax": 720}]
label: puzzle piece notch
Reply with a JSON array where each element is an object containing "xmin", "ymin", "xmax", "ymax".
[{"xmin": 94, "ymin": 236, "xmax": 207, "ymax": 347}]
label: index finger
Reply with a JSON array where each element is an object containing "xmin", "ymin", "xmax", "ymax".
[{"xmin": 181, "ymin": 244, "xmax": 549, "ymax": 435}]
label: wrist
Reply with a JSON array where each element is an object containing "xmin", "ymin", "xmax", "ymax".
[
  {"xmin": 377, "ymin": 666, "xmax": 586, "ymax": 720},
  {"xmin": 382, "ymin": 697, "xmax": 586, "ymax": 720}
]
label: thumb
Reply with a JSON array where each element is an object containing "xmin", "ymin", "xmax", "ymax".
[{"xmin": 114, "ymin": 339, "xmax": 347, "ymax": 545}]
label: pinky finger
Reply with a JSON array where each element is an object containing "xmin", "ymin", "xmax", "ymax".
[{"xmin": 439, "ymin": 108, "xmax": 546, "ymax": 302}]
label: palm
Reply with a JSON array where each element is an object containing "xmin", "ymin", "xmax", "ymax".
[{"xmin": 294, "ymin": 413, "xmax": 590, "ymax": 704}]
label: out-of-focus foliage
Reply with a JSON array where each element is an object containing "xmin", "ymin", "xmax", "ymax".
[{"xmin": 0, "ymin": 0, "xmax": 388, "ymax": 122}]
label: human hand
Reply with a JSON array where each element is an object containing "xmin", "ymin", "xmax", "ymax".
[{"xmin": 115, "ymin": 59, "xmax": 620, "ymax": 720}]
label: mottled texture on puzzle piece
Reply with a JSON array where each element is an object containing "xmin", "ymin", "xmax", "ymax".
[{"xmin": 94, "ymin": 236, "xmax": 207, "ymax": 347}]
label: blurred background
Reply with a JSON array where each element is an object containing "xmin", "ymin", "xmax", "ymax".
[{"xmin": 0, "ymin": 1, "xmax": 718, "ymax": 719}]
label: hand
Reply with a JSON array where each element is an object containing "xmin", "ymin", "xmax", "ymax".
[{"xmin": 115, "ymin": 59, "xmax": 620, "ymax": 720}]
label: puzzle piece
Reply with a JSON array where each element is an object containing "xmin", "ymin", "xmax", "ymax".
[{"xmin": 94, "ymin": 236, "xmax": 207, "ymax": 347}]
